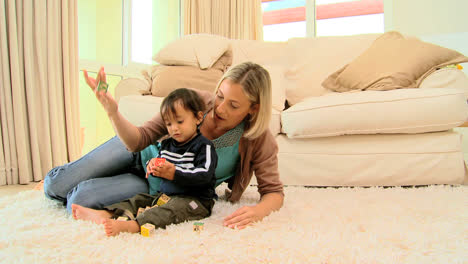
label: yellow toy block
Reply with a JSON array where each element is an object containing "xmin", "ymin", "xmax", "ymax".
[
  {"xmin": 156, "ymin": 194, "xmax": 171, "ymax": 206},
  {"xmin": 141, "ymin": 223, "xmax": 155, "ymax": 237},
  {"xmin": 193, "ymin": 222, "xmax": 204, "ymax": 232}
]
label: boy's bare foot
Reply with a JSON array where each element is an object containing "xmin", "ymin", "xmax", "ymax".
[
  {"xmin": 102, "ymin": 219, "xmax": 140, "ymax": 237},
  {"xmin": 71, "ymin": 204, "xmax": 112, "ymax": 224}
]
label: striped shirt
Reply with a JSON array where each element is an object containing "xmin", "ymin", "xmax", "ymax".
[{"xmin": 158, "ymin": 133, "xmax": 218, "ymax": 200}]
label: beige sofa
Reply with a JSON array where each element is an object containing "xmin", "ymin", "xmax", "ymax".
[{"xmin": 115, "ymin": 33, "xmax": 468, "ymax": 186}]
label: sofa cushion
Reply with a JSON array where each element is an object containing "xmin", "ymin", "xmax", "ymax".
[
  {"xmin": 142, "ymin": 51, "xmax": 232, "ymax": 97},
  {"xmin": 229, "ymin": 40, "xmax": 287, "ymax": 111},
  {"xmin": 281, "ymin": 87, "xmax": 468, "ymax": 138},
  {"xmin": 276, "ymin": 131, "xmax": 465, "ymax": 186},
  {"xmin": 230, "ymin": 39, "xmax": 287, "ymax": 66},
  {"xmin": 284, "ymin": 34, "xmax": 379, "ymax": 106},
  {"xmin": 119, "ymin": 95, "xmax": 282, "ymax": 136},
  {"xmin": 114, "ymin": 78, "xmax": 149, "ymax": 103},
  {"xmin": 419, "ymin": 67, "xmax": 468, "ymax": 98},
  {"xmin": 145, "ymin": 65, "xmax": 223, "ymax": 97},
  {"xmin": 119, "ymin": 95, "xmax": 164, "ymax": 126},
  {"xmin": 262, "ymin": 64, "xmax": 286, "ymax": 111},
  {"xmin": 270, "ymin": 108, "xmax": 281, "ymax": 136},
  {"xmin": 153, "ymin": 34, "xmax": 230, "ymax": 69},
  {"xmin": 322, "ymin": 31, "xmax": 468, "ymax": 92}
]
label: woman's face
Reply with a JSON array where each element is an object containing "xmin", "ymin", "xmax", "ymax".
[{"xmin": 213, "ymin": 79, "xmax": 257, "ymax": 131}]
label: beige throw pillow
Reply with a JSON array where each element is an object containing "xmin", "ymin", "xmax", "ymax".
[
  {"xmin": 143, "ymin": 51, "xmax": 232, "ymax": 97},
  {"xmin": 148, "ymin": 66, "xmax": 223, "ymax": 97},
  {"xmin": 153, "ymin": 34, "xmax": 230, "ymax": 69},
  {"xmin": 322, "ymin": 31, "xmax": 468, "ymax": 92},
  {"xmin": 284, "ymin": 34, "xmax": 379, "ymax": 105}
]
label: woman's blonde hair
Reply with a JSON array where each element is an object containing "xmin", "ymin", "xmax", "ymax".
[{"xmin": 215, "ymin": 62, "xmax": 272, "ymax": 139}]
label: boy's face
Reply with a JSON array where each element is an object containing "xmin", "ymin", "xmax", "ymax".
[{"xmin": 163, "ymin": 101, "xmax": 202, "ymax": 144}]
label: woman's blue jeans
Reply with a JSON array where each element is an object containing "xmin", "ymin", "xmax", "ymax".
[{"xmin": 43, "ymin": 136, "xmax": 148, "ymax": 214}]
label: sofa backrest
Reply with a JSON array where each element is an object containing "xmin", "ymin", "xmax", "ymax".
[
  {"xmin": 284, "ymin": 34, "xmax": 379, "ymax": 105},
  {"xmin": 154, "ymin": 33, "xmax": 467, "ymax": 110},
  {"xmin": 228, "ymin": 34, "xmax": 380, "ymax": 107}
]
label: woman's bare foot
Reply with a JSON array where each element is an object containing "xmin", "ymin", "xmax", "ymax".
[
  {"xmin": 71, "ymin": 204, "xmax": 112, "ymax": 224},
  {"xmin": 102, "ymin": 219, "xmax": 140, "ymax": 237}
]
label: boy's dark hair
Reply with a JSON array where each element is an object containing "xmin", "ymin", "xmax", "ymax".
[{"xmin": 160, "ymin": 88, "xmax": 206, "ymax": 121}]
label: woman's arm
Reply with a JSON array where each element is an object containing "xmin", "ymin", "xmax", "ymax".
[
  {"xmin": 257, "ymin": 192, "xmax": 284, "ymax": 215},
  {"xmin": 107, "ymin": 111, "xmax": 142, "ymax": 151},
  {"xmin": 223, "ymin": 131, "xmax": 284, "ymax": 229},
  {"xmin": 84, "ymin": 68, "xmax": 140, "ymax": 148},
  {"xmin": 111, "ymin": 89, "xmax": 213, "ymax": 152},
  {"xmin": 84, "ymin": 67, "xmax": 166, "ymax": 151}
]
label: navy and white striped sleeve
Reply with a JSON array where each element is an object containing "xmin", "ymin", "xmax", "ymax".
[{"xmin": 172, "ymin": 140, "xmax": 217, "ymax": 187}]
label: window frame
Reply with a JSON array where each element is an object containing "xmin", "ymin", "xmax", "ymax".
[
  {"xmin": 78, "ymin": 0, "xmax": 183, "ymax": 80},
  {"xmin": 262, "ymin": 0, "xmax": 385, "ymax": 37}
]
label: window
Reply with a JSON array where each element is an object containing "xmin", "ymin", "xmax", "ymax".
[
  {"xmin": 262, "ymin": 0, "xmax": 306, "ymax": 41},
  {"xmin": 129, "ymin": 0, "xmax": 181, "ymax": 65},
  {"xmin": 262, "ymin": 0, "xmax": 384, "ymax": 41},
  {"xmin": 77, "ymin": 0, "xmax": 181, "ymax": 155},
  {"xmin": 131, "ymin": 0, "xmax": 153, "ymax": 64}
]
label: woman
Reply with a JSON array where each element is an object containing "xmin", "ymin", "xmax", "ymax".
[{"xmin": 44, "ymin": 62, "xmax": 284, "ymax": 229}]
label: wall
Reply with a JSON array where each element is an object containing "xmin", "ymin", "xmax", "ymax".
[
  {"xmin": 152, "ymin": 0, "xmax": 180, "ymax": 57},
  {"xmin": 96, "ymin": 0, "xmax": 123, "ymax": 65},
  {"xmin": 384, "ymin": 0, "xmax": 468, "ymax": 160},
  {"xmin": 385, "ymin": 0, "xmax": 468, "ymax": 36},
  {"xmin": 384, "ymin": 0, "xmax": 468, "ymax": 74},
  {"xmin": 78, "ymin": 0, "xmax": 96, "ymax": 60},
  {"xmin": 78, "ymin": 0, "xmax": 123, "ymax": 155}
]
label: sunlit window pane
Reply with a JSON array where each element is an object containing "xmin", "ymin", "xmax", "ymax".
[
  {"xmin": 262, "ymin": 0, "xmax": 305, "ymax": 11},
  {"xmin": 316, "ymin": 14, "xmax": 384, "ymax": 36},
  {"xmin": 131, "ymin": 0, "xmax": 153, "ymax": 64},
  {"xmin": 131, "ymin": 0, "xmax": 180, "ymax": 65},
  {"xmin": 261, "ymin": 0, "xmax": 384, "ymax": 40},
  {"xmin": 316, "ymin": 0, "xmax": 354, "ymax": 4},
  {"xmin": 262, "ymin": 0, "xmax": 306, "ymax": 41},
  {"xmin": 263, "ymin": 21, "xmax": 306, "ymax": 41},
  {"xmin": 316, "ymin": 0, "xmax": 384, "ymax": 36}
]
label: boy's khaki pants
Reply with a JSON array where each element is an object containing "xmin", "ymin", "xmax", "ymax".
[{"xmin": 105, "ymin": 192, "xmax": 214, "ymax": 228}]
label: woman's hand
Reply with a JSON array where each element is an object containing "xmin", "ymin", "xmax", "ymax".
[
  {"xmin": 223, "ymin": 192, "xmax": 283, "ymax": 230},
  {"xmin": 223, "ymin": 205, "xmax": 265, "ymax": 230},
  {"xmin": 83, "ymin": 67, "xmax": 118, "ymax": 117},
  {"xmin": 147, "ymin": 159, "xmax": 176, "ymax": 180}
]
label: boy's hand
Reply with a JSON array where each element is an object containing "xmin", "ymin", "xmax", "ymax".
[
  {"xmin": 146, "ymin": 158, "xmax": 175, "ymax": 180},
  {"xmin": 145, "ymin": 158, "xmax": 160, "ymax": 178},
  {"xmin": 151, "ymin": 162, "xmax": 176, "ymax": 180}
]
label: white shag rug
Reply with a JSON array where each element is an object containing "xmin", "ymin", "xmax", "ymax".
[{"xmin": 0, "ymin": 185, "xmax": 466, "ymax": 264}]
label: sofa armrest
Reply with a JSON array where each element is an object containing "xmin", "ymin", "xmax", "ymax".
[
  {"xmin": 114, "ymin": 78, "xmax": 149, "ymax": 103},
  {"xmin": 119, "ymin": 95, "xmax": 164, "ymax": 126}
]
